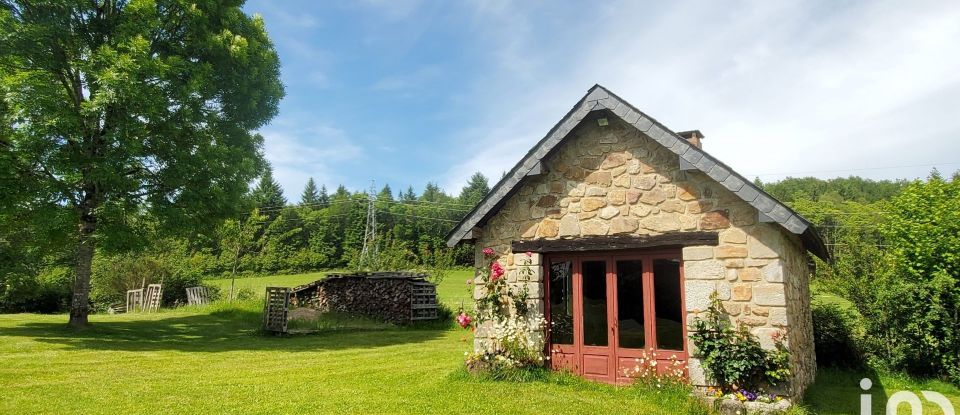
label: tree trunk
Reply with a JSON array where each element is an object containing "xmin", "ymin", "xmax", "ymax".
[
  {"xmin": 68, "ymin": 204, "xmax": 97, "ymax": 328},
  {"xmin": 229, "ymin": 244, "xmax": 241, "ymax": 303}
]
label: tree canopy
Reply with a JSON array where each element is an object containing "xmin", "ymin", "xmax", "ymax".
[{"xmin": 0, "ymin": 0, "xmax": 283, "ymax": 326}]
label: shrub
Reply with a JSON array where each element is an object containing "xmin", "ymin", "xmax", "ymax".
[
  {"xmin": 689, "ymin": 294, "xmax": 791, "ymax": 392},
  {"xmin": 91, "ymin": 251, "xmax": 213, "ymax": 309},
  {"xmin": 0, "ymin": 266, "xmax": 72, "ymax": 313},
  {"xmin": 869, "ymin": 174, "xmax": 960, "ymax": 383},
  {"xmin": 811, "ymin": 301, "xmax": 865, "ymax": 368}
]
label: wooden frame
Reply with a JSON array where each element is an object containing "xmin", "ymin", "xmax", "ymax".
[{"xmin": 544, "ymin": 249, "xmax": 687, "ymax": 384}]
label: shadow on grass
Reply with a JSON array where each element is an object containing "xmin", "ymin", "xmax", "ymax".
[{"xmin": 1, "ymin": 307, "xmax": 446, "ymax": 353}]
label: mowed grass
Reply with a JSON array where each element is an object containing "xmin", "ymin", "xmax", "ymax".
[
  {"xmin": 0, "ymin": 271, "xmax": 707, "ymax": 414},
  {"xmin": 0, "ymin": 271, "xmax": 956, "ymax": 414}
]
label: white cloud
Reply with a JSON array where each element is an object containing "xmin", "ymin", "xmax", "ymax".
[
  {"xmin": 442, "ymin": 0, "xmax": 960, "ymax": 191},
  {"xmin": 260, "ymin": 120, "xmax": 363, "ymax": 200}
]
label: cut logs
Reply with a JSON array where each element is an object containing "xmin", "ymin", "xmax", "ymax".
[{"xmin": 291, "ymin": 272, "xmax": 438, "ymax": 325}]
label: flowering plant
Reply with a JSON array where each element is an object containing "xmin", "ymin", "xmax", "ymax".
[
  {"xmin": 456, "ymin": 311, "xmax": 473, "ymax": 329},
  {"xmin": 621, "ymin": 348, "xmax": 686, "ymax": 389},
  {"xmin": 706, "ymin": 386, "xmax": 783, "ymax": 404},
  {"xmin": 464, "ymin": 247, "xmax": 546, "ymax": 374}
]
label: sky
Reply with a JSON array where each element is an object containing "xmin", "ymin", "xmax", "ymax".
[{"xmin": 243, "ymin": 0, "xmax": 960, "ymax": 201}]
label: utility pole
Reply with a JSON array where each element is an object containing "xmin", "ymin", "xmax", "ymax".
[{"xmin": 359, "ymin": 181, "xmax": 377, "ymax": 270}]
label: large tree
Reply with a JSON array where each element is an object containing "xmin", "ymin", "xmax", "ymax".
[{"xmin": 0, "ymin": 1, "xmax": 283, "ymax": 326}]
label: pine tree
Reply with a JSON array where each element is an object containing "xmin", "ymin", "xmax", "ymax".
[
  {"xmin": 402, "ymin": 186, "xmax": 417, "ymax": 201},
  {"xmin": 459, "ymin": 172, "xmax": 490, "ymax": 206},
  {"xmin": 421, "ymin": 182, "xmax": 443, "ymax": 202},
  {"xmin": 252, "ymin": 166, "xmax": 287, "ymax": 210},
  {"xmin": 378, "ymin": 184, "xmax": 394, "ymax": 201},
  {"xmin": 301, "ymin": 178, "xmax": 320, "ymax": 207},
  {"xmin": 318, "ymin": 185, "xmax": 330, "ymax": 208}
]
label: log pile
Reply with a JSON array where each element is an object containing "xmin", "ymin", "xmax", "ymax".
[{"xmin": 291, "ymin": 272, "xmax": 437, "ymax": 325}]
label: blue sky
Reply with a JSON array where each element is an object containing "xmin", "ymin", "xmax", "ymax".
[{"xmin": 244, "ymin": 0, "xmax": 960, "ymax": 200}]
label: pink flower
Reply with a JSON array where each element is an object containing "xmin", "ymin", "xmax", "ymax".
[
  {"xmin": 525, "ymin": 251, "xmax": 532, "ymax": 257},
  {"xmin": 456, "ymin": 312, "xmax": 473, "ymax": 329},
  {"xmin": 490, "ymin": 262, "xmax": 505, "ymax": 281},
  {"xmin": 482, "ymin": 247, "xmax": 495, "ymax": 257}
]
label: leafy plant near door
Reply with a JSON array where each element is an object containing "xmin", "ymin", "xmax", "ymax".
[
  {"xmin": 689, "ymin": 293, "xmax": 791, "ymax": 400},
  {"xmin": 461, "ymin": 248, "xmax": 547, "ymax": 376}
]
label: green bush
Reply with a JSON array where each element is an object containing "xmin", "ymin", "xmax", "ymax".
[
  {"xmin": 0, "ymin": 266, "xmax": 72, "ymax": 313},
  {"xmin": 870, "ymin": 174, "xmax": 960, "ymax": 383},
  {"xmin": 811, "ymin": 301, "xmax": 865, "ymax": 368},
  {"xmin": 689, "ymin": 294, "xmax": 791, "ymax": 391}
]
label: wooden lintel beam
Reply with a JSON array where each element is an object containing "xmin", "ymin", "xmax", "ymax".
[{"xmin": 511, "ymin": 232, "xmax": 719, "ymax": 253}]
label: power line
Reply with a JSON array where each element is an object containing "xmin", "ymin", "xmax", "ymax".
[
  {"xmin": 249, "ymin": 195, "xmax": 476, "ymax": 215},
  {"xmin": 380, "ymin": 211, "xmax": 461, "ymax": 223},
  {"xmin": 378, "ymin": 199, "xmax": 471, "ymax": 213}
]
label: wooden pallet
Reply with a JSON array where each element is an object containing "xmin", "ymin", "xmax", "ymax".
[
  {"xmin": 411, "ymin": 281, "xmax": 438, "ymax": 321},
  {"xmin": 143, "ymin": 284, "xmax": 162, "ymax": 312},
  {"xmin": 126, "ymin": 289, "xmax": 143, "ymax": 312},
  {"xmin": 263, "ymin": 287, "xmax": 291, "ymax": 333},
  {"xmin": 186, "ymin": 286, "xmax": 209, "ymax": 305}
]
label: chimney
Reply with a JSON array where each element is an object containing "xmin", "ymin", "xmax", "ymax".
[{"xmin": 677, "ymin": 130, "xmax": 704, "ymax": 149}]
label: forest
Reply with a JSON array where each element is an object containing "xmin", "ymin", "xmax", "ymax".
[{"xmin": 0, "ymin": 167, "xmax": 491, "ymax": 312}]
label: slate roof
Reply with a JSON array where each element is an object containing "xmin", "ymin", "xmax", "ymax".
[{"xmin": 445, "ymin": 85, "xmax": 829, "ymax": 260}]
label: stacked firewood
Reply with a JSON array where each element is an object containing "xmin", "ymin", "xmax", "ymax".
[{"xmin": 291, "ymin": 272, "xmax": 435, "ymax": 325}]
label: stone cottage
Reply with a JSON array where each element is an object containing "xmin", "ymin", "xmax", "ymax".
[{"xmin": 445, "ymin": 85, "xmax": 828, "ymax": 397}]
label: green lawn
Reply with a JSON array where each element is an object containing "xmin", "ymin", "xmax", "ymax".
[{"xmin": 0, "ymin": 271, "xmax": 956, "ymax": 414}]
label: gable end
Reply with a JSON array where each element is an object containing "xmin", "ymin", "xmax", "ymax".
[{"xmin": 445, "ymin": 85, "xmax": 828, "ymax": 260}]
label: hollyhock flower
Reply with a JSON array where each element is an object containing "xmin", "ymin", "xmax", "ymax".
[
  {"xmin": 490, "ymin": 262, "xmax": 505, "ymax": 281},
  {"xmin": 482, "ymin": 247, "xmax": 495, "ymax": 257},
  {"xmin": 456, "ymin": 312, "xmax": 473, "ymax": 329}
]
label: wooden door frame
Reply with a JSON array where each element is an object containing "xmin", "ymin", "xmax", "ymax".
[{"xmin": 544, "ymin": 248, "xmax": 688, "ymax": 383}]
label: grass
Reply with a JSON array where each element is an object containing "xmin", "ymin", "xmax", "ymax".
[
  {"xmin": 0, "ymin": 271, "xmax": 956, "ymax": 414},
  {"xmin": 208, "ymin": 269, "xmax": 475, "ymax": 308}
]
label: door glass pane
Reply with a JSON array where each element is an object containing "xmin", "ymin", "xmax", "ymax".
[
  {"xmin": 653, "ymin": 259, "xmax": 684, "ymax": 351},
  {"xmin": 616, "ymin": 260, "xmax": 645, "ymax": 349},
  {"xmin": 549, "ymin": 260, "xmax": 573, "ymax": 345},
  {"xmin": 581, "ymin": 260, "xmax": 608, "ymax": 346}
]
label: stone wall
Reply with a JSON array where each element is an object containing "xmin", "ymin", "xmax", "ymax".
[{"xmin": 472, "ymin": 114, "xmax": 816, "ymax": 396}]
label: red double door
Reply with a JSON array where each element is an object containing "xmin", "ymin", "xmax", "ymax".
[{"xmin": 545, "ymin": 250, "xmax": 688, "ymax": 384}]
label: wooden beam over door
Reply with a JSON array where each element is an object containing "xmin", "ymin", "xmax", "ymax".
[{"xmin": 512, "ymin": 232, "xmax": 719, "ymax": 253}]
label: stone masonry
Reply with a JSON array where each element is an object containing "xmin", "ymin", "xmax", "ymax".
[{"xmin": 472, "ymin": 114, "xmax": 816, "ymax": 396}]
